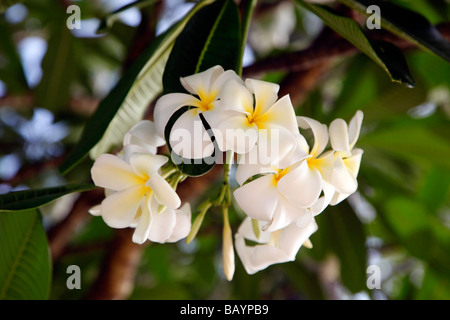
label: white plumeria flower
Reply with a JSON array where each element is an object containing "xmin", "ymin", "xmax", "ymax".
[
  {"xmin": 122, "ymin": 120, "xmax": 165, "ymax": 161},
  {"xmin": 233, "ymin": 146, "xmax": 312, "ymax": 233},
  {"xmin": 153, "ymin": 65, "xmax": 241, "ymax": 159},
  {"xmin": 328, "ymin": 110, "xmax": 364, "ymax": 205},
  {"xmin": 90, "ymin": 152, "xmax": 188, "ymax": 244},
  {"xmin": 209, "ymin": 78, "xmax": 300, "ymax": 161},
  {"xmin": 233, "ymin": 116, "xmax": 337, "ymax": 233},
  {"xmin": 234, "ymin": 217, "xmax": 318, "ymax": 275}
]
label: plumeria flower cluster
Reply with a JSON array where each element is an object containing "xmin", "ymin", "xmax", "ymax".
[
  {"xmin": 89, "ymin": 120, "xmax": 191, "ymax": 245},
  {"xmin": 89, "ymin": 65, "xmax": 364, "ymax": 281}
]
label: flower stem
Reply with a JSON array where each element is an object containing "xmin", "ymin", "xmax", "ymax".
[
  {"xmin": 186, "ymin": 199, "xmax": 212, "ymax": 244},
  {"xmin": 215, "ymin": 151, "xmax": 233, "ymax": 206}
]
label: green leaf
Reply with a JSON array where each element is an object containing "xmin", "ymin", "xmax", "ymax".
[
  {"xmin": 359, "ymin": 124, "xmax": 450, "ymax": 170},
  {"xmin": 418, "ymin": 167, "xmax": 450, "ymax": 213},
  {"xmin": 0, "ymin": 209, "xmax": 51, "ymax": 300},
  {"xmin": 314, "ymin": 201, "xmax": 367, "ymax": 293},
  {"xmin": 339, "ymin": 0, "xmax": 450, "ymax": 62},
  {"xmin": 416, "ymin": 267, "xmax": 450, "ymax": 300},
  {"xmin": 35, "ymin": 17, "xmax": 75, "ymax": 112},
  {"xmin": 58, "ymin": 0, "xmax": 215, "ymax": 175},
  {"xmin": 96, "ymin": 0, "xmax": 159, "ymax": 34},
  {"xmin": 281, "ymin": 262, "xmax": 326, "ymax": 300},
  {"xmin": 384, "ymin": 197, "xmax": 450, "ymax": 274},
  {"xmin": 161, "ymin": 0, "xmax": 241, "ymax": 176},
  {"xmin": 295, "ymin": 0, "xmax": 415, "ymax": 87},
  {"xmin": 0, "ymin": 20, "xmax": 28, "ymax": 93},
  {"xmin": 163, "ymin": 0, "xmax": 241, "ymax": 94},
  {"xmin": 0, "ymin": 184, "xmax": 95, "ymax": 212}
]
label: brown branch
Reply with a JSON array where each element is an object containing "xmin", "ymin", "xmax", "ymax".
[
  {"xmin": 243, "ymin": 22, "xmax": 450, "ymax": 78},
  {"xmin": 85, "ymin": 228, "xmax": 144, "ymax": 300},
  {"xmin": 47, "ymin": 188, "xmax": 105, "ymax": 262},
  {"xmin": 278, "ymin": 27, "xmax": 337, "ymax": 107}
]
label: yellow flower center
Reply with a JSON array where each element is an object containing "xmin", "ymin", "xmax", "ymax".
[
  {"xmin": 272, "ymin": 167, "xmax": 291, "ymax": 186},
  {"xmin": 196, "ymin": 89, "xmax": 217, "ymax": 112},
  {"xmin": 306, "ymin": 156, "xmax": 323, "ymax": 170}
]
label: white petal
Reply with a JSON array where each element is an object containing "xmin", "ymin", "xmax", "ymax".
[
  {"xmin": 260, "ymin": 95, "xmax": 299, "ymax": 136},
  {"xmin": 234, "ymin": 217, "xmax": 318, "ymax": 275},
  {"xmin": 88, "ymin": 204, "xmax": 102, "ymax": 216},
  {"xmin": 180, "ymin": 65, "xmax": 224, "ymax": 96},
  {"xmin": 344, "ymin": 148, "xmax": 363, "ymax": 178},
  {"xmin": 212, "ymin": 111, "xmax": 258, "ymax": 154},
  {"xmin": 122, "ymin": 145, "xmax": 157, "ymax": 162},
  {"xmin": 235, "ymin": 150, "xmax": 276, "ymax": 186},
  {"xmin": 256, "ymin": 126, "xmax": 297, "ymax": 167},
  {"xmin": 123, "ymin": 120, "xmax": 165, "ymax": 153},
  {"xmin": 233, "ymin": 175, "xmax": 279, "ymax": 223},
  {"xmin": 330, "ymin": 191, "xmax": 350, "ymax": 206},
  {"xmin": 235, "ymin": 217, "xmax": 271, "ymax": 244},
  {"xmin": 314, "ymin": 150, "xmax": 336, "ymax": 183},
  {"xmin": 310, "ymin": 181, "xmax": 335, "ymax": 216},
  {"xmin": 245, "ymin": 78, "xmax": 279, "ymax": 116},
  {"xmin": 169, "ymin": 109, "xmax": 214, "ymax": 159},
  {"xmin": 100, "ymin": 186, "xmax": 146, "ymax": 228},
  {"xmin": 210, "ymin": 69, "xmax": 242, "ymax": 94},
  {"xmin": 264, "ymin": 196, "xmax": 311, "ymax": 232},
  {"xmin": 167, "ymin": 203, "xmax": 192, "ymax": 242},
  {"xmin": 132, "ymin": 196, "xmax": 152, "ymax": 244},
  {"xmin": 128, "ymin": 153, "xmax": 168, "ymax": 178},
  {"xmin": 153, "ymin": 92, "xmax": 199, "ymax": 137},
  {"xmin": 234, "ymin": 225, "xmax": 289, "ymax": 275},
  {"xmin": 217, "ymin": 79, "xmax": 254, "ymax": 114},
  {"xmin": 146, "ymin": 174, "xmax": 181, "ymax": 209},
  {"xmin": 91, "ymin": 154, "xmax": 142, "ymax": 191},
  {"xmin": 332, "ymin": 156, "xmax": 358, "ymax": 194},
  {"xmin": 329, "ymin": 118, "xmax": 350, "ymax": 154},
  {"xmin": 277, "ymin": 160, "xmax": 322, "ymax": 208},
  {"xmin": 297, "ymin": 116, "xmax": 329, "ymax": 157},
  {"xmin": 348, "ymin": 110, "xmax": 364, "ymax": 150},
  {"xmin": 148, "ymin": 205, "xmax": 177, "ymax": 243},
  {"xmin": 278, "ymin": 218, "xmax": 318, "ymax": 259}
]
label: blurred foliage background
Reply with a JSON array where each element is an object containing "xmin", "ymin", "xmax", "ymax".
[{"xmin": 0, "ymin": 0, "xmax": 449, "ymax": 300}]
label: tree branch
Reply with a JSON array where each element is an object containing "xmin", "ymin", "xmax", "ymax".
[
  {"xmin": 47, "ymin": 188, "xmax": 105, "ymax": 262},
  {"xmin": 243, "ymin": 22, "xmax": 450, "ymax": 77}
]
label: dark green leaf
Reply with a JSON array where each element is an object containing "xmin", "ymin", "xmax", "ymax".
[
  {"xmin": 282, "ymin": 262, "xmax": 326, "ymax": 300},
  {"xmin": 384, "ymin": 197, "xmax": 450, "ymax": 274},
  {"xmin": 296, "ymin": 0, "xmax": 415, "ymax": 87},
  {"xmin": 359, "ymin": 124, "xmax": 450, "ymax": 170},
  {"xmin": 0, "ymin": 184, "xmax": 95, "ymax": 212},
  {"xmin": 0, "ymin": 209, "xmax": 51, "ymax": 300},
  {"xmin": 161, "ymin": 0, "xmax": 241, "ymax": 176},
  {"xmin": 163, "ymin": 0, "xmax": 241, "ymax": 94},
  {"xmin": 339, "ymin": 0, "xmax": 450, "ymax": 62},
  {"xmin": 0, "ymin": 20, "xmax": 28, "ymax": 93},
  {"xmin": 35, "ymin": 18, "xmax": 75, "ymax": 112},
  {"xmin": 314, "ymin": 201, "xmax": 367, "ymax": 293}
]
